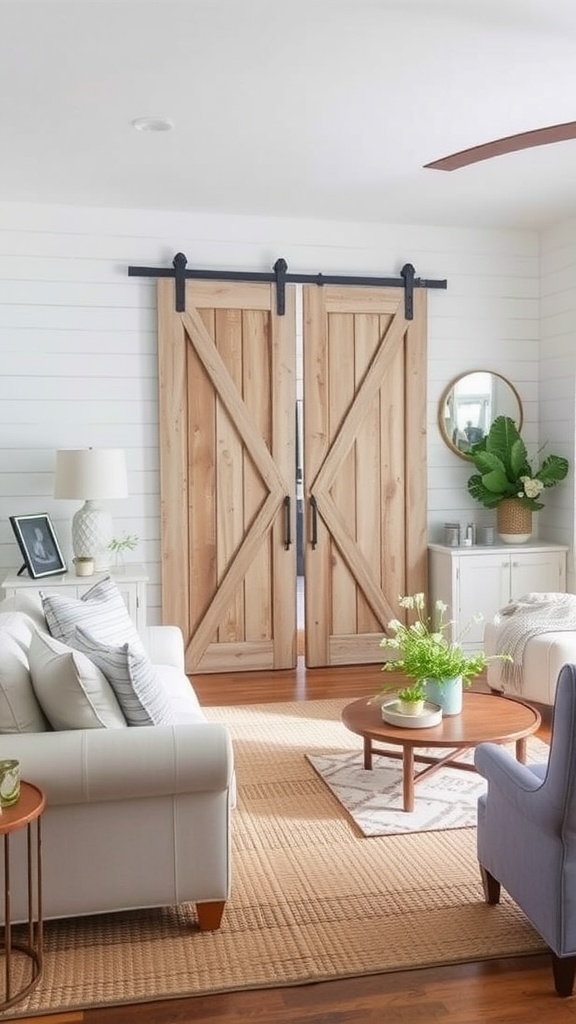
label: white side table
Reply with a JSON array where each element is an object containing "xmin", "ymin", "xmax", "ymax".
[{"xmin": 1, "ymin": 564, "xmax": 149, "ymax": 632}]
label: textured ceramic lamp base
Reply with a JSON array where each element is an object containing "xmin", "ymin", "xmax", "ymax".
[{"xmin": 72, "ymin": 500, "xmax": 112, "ymax": 570}]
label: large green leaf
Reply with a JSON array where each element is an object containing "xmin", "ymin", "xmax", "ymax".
[
  {"xmin": 509, "ymin": 437, "xmax": 530, "ymax": 478},
  {"xmin": 471, "ymin": 450, "xmax": 506, "ymax": 475},
  {"xmin": 467, "ymin": 475, "xmax": 502, "ymax": 508},
  {"xmin": 537, "ymin": 454, "xmax": 569, "ymax": 487},
  {"xmin": 484, "ymin": 416, "xmax": 523, "ymax": 469}
]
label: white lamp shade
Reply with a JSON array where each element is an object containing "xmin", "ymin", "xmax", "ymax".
[
  {"xmin": 54, "ymin": 449, "xmax": 128, "ymax": 500},
  {"xmin": 54, "ymin": 449, "xmax": 128, "ymax": 569}
]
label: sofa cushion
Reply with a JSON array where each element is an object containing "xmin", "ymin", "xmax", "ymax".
[
  {"xmin": 28, "ymin": 629, "xmax": 127, "ymax": 730},
  {"xmin": 73, "ymin": 627, "xmax": 175, "ymax": 727},
  {"xmin": 0, "ymin": 593, "xmax": 47, "ymax": 632},
  {"xmin": 42, "ymin": 576, "xmax": 143, "ymax": 653},
  {"xmin": 157, "ymin": 664, "xmax": 206, "ymax": 723},
  {"xmin": 0, "ymin": 617, "xmax": 48, "ymax": 733}
]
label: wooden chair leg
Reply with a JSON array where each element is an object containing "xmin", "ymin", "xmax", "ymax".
[
  {"xmin": 552, "ymin": 953, "xmax": 576, "ymax": 997},
  {"xmin": 196, "ymin": 900, "xmax": 226, "ymax": 931},
  {"xmin": 479, "ymin": 864, "xmax": 501, "ymax": 904}
]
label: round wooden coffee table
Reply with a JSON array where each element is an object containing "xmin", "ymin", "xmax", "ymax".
[{"xmin": 341, "ymin": 692, "xmax": 541, "ymax": 812}]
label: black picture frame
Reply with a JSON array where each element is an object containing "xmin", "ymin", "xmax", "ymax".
[{"xmin": 9, "ymin": 514, "xmax": 67, "ymax": 579}]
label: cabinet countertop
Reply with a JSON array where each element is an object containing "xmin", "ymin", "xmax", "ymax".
[
  {"xmin": 428, "ymin": 542, "xmax": 569, "ymax": 554},
  {"xmin": 1, "ymin": 563, "xmax": 149, "ymax": 587}
]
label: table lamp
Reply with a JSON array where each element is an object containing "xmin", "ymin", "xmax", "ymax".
[{"xmin": 54, "ymin": 448, "xmax": 128, "ymax": 571}]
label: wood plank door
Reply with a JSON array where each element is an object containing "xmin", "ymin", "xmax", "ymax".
[
  {"xmin": 157, "ymin": 279, "xmax": 297, "ymax": 674},
  {"xmin": 302, "ymin": 285, "xmax": 427, "ymax": 668}
]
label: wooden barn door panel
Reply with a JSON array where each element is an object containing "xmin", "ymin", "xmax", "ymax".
[
  {"xmin": 158, "ymin": 280, "xmax": 296, "ymax": 674},
  {"xmin": 303, "ymin": 285, "xmax": 427, "ymax": 668}
]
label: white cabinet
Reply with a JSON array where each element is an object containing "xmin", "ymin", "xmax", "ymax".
[
  {"xmin": 1, "ymin": 564, "xmax": 149, "ymax": 632},
  {"xmin": 428, "ymin": 543, "xmax": 568, "ymax": 650}
]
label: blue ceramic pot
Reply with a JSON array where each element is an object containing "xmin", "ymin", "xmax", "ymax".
[{"xmin": 425, "ymin": 676, "xmax": 463, "ymax": 716}]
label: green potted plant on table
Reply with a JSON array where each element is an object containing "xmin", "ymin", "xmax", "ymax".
[
  {"xmin": 379, "ymin": 593, "xmax": 508, "ymax": 717},
  {"xmin": 467, "ymin": 415, "xmax": 568, "ymax": 543}
]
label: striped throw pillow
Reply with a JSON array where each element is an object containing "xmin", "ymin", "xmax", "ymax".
[
  {"xmin": 42, "ymin": 576, "xmax": 143, "ymax": 653},
  {"xmin": 73, "ymin": 627, "xmax": 175, "ymax": 727}
]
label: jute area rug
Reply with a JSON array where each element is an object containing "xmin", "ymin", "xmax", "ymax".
[{"xmin": 6, "ymin": 698, "xmax": 546, "ymax": 1019}]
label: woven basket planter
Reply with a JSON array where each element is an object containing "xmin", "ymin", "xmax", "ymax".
[{"xmin": 497, "ymin": 498, "xmax": 533, "ymax": 543}]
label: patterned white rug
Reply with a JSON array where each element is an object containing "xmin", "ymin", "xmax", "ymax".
[{"xmin": 306, "ymin": 737, "xmax": 549, "ymax": 837}]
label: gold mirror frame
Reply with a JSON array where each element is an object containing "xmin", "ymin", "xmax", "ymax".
[{"xmin": 438, "ymin": 370, "xmax": 523, "ymax": 460}]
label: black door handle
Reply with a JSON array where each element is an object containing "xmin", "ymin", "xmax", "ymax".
[
  {"xmin": 283, "ymin": 496, "xmax": 291, "ymax": 550},
  {"xmin": 310, "ymin": 495, "xmax": 318, "ymax": 549}
]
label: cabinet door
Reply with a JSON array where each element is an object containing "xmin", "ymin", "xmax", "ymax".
[
  {"xmin": 457, "ymin": 555, "xmax": 510, "ymax": 646},
  {"xmin": 509, "ymin": 551, "xmax": 565, "ymax": 601}
]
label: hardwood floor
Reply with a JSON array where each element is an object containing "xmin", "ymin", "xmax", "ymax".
[{"xmin": 20, "ymin": 665, "xmax": 559, "ymax": 1024}]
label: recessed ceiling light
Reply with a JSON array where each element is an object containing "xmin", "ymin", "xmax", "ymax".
[{"xmin": 131, "ymin": 117, "xmax": 174, "ymax": 133}]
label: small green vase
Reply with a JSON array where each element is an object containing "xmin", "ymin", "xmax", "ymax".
[{"xmin": 424, "ymin": 676, "xmax": 463, "ymax": 716}]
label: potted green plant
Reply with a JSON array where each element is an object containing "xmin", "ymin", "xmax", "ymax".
[
  {"xmin": 467, "ymin": 415, "xmax": 568, "ymax": 541},
  {"xmin": 379, "ymin": 593, "xmax": 509, "ymax": 716}
]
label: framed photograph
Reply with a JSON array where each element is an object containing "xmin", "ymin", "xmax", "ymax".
[{"xmin": 9, "ymin": 513, "xmax": 67, "ymax": 579}]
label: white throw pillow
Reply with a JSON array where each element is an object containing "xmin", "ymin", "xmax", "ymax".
[
  {"xmin": 73, "ymin": 627, "xmax": 175, "ymax": 727},
  {"xmin": 42, "ymin": 576, "xmax": 143, "ymax": 653},
  {"xmin": 0, "ymin": 620, "xmax": 48, "ymax": 733},
  {"xmin": 28, "ymin": 629, "xmax": 127, "ymax": 730}
]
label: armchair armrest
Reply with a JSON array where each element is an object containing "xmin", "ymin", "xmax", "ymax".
[
  {"xmin": 475, "ymin": 742, "xmax": 544, "ymax": 793},
  {"xmin": 475, "ymin": 741, "xmax": 557, "ymax": 829},
  {"xmin": 139, "ymin": 625, "xmax": 185, "ymax": 671}
]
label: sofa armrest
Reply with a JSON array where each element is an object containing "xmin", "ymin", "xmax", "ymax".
[
  {"xmin": 139, "ymin": 625, "xmax": 186, "ymax": 671},
  {"xmin": 0, "ymin": 724, "xmax": 233, "ymax": 806}
]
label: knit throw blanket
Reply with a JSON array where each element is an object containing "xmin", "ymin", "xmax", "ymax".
[{"xmin": 494, "ymin": 592, "xmax": 576, "ymax": 691}]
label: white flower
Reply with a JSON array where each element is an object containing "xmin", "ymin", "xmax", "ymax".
[
  {"xmin": 387, "ymin": 619, "xmax": 402, "ymax": 632},
  {"xmin": 519, "ymin": 476, "xmax": 544, "ymax": 499}
]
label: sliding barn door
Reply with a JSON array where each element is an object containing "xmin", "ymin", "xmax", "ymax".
[
  {"xmin": 303, "ymin": 285, "xmax": 427, "ymax": 667},
  {"xmin": 157, "ymin": 280, "xmax": 297, "ymax": 674}
]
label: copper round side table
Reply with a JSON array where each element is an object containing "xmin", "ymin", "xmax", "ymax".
[{"xmin": 0, "ymin": 781, "xmax": 45, "ymax": 1011}]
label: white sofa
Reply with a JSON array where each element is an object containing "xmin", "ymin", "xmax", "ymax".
[
  {"xmin": 484, "ymin": 619, "xmax": 576, "ymax": 706},
  {"xmin": 0, "ymin": 587, "xmax": 234, "ymax": 929}
]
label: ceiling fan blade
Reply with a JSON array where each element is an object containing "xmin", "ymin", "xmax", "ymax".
[{"xmin": 424, "ymin": 120, "xmax": 576, "ymax": 171}]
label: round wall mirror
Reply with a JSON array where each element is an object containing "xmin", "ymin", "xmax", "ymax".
[{"xmin": 438, "ymin": 370, "xmax": 523, "ymax": 460}]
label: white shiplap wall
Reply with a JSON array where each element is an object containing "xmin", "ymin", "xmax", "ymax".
[
  {"xmin": 0, "ymin": 201, "xmax": 540, "ymax": 622},
  {"xmin": 540, "ymin": 217, "xmax": 576, "ymax": 590}
]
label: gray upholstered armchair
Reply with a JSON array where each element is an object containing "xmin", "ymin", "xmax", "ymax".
[{"xmin": 474, "ymin": 663, "xmax": 576, "ymax": 997}]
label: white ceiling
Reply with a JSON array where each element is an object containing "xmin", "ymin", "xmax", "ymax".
[{"xmin": 3, "ymin": 0, "xmax": 576, "ymax": 230}]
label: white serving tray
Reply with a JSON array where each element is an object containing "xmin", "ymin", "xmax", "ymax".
[{"xmin": 381, "ymin": 700, "xmax": 443, "ymax": 729}]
